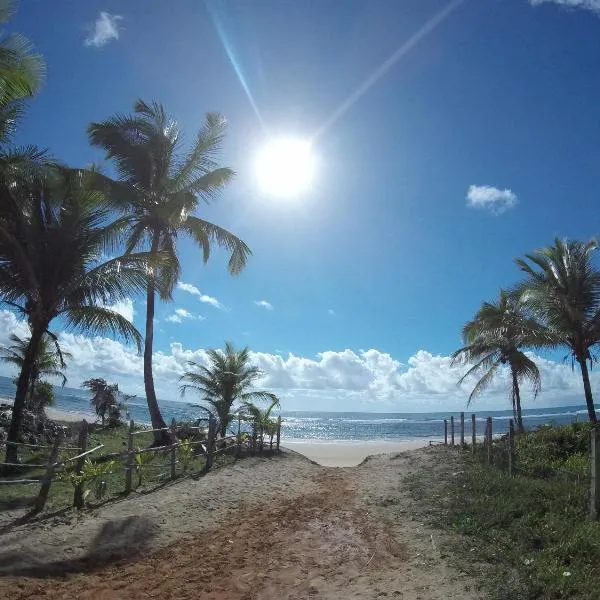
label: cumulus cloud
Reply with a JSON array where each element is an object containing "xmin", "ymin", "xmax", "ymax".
[
  {"xmin": 254, "ymin": 300, "xmax": 273, "ymax": 311},
  {"xmin": 84, "ymin": 12, "xmax": 123, "ymax": 48},
  {"xmin": 466, "ymin": 185, "xmax": 517, "ymax": 215},
  {"xmin": 99, "ymin": 298, "xmax": 134, "ymax": 323},
  {"xmin": 165, "ymin": 308, "xmax": 205, "ymax": 324},
  {"xmin": 0, "ymin": 309, "xmax": 594, "ymax": 412},
  {"xmin": 177, "ymin": 282, "xmax": 226, "ymax": 310},
  {"xmin": 530, "ymin": 0, "xmax": 600, "ymax": 14}
]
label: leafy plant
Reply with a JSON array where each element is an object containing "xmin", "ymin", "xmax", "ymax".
[
  {"xmin": 134, "ymin": 449, "xmax": 155, "ymax": 487},
  {"xmin": 59, "ymin": 458, "xmax": 117, "ymax": 503},
  {"xmin": 178, "ymin": 438, "xmax": 194, "ymax": 473}
]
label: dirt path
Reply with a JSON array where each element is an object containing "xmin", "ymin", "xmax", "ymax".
[{"xmin": 0, "ymin": 448, "xmax": 481, "ymax": 599}]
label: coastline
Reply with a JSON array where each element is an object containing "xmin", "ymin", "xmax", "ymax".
[{"xmin": 0, "ymin": 397, "xmax": 95, "ymax": 424}]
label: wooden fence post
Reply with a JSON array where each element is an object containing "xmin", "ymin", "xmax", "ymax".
[
  {"xmin": 276, "ymin": 416, "xmax": 282, "ymax": 452},
  {"xmin": 590, "ymin": 428, "xmax": 600, "ymax": 520},
  {"xmin": 125, "ymin": 419, "xmax": 134, "ymax": 494},
  {"xmin": 508, "ymin": 419, "xmax": 515, "ymax": 477},
  {"xmin": 170, "ymin": 418, "xmax": 177, "ymax": 480},
  {"xmin": 450, "ymin": 416, "xmax": 455, "ymax": 447},
  {"xmin": 486, "ymin": 417, "xmax": 493, "ymax": 465},
  {"xmin": 471, "ymin": 414, "xmax": 476, "ymax": 453},
  {"xmin": 460, "ymin": 412, "xmax": 465, "ymax": 447},
  {"xmin": 236, "ymin": 413, "xmax": 242, "ymax": 457},
  {"xmin": 34, "ymin": 430, "xmax": 63, "ymax": 513},
  {"xmin": 444, "ymin": 419, "xmax": 448, "ymax": 445},
  {"xmin": 73, "ymin": 420, "xmax": 89, "ymax": 509},
  {"xmin": 205, "ymin": 416, "xmax": 215, "ymax": 472}
]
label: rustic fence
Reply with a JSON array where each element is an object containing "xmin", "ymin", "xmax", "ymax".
[
  {"xmin": 441, "ymin": 411, "xmax": 600, "ymax": 520},
  {"xmin": 0, "ymin": 414, "xmax": 283, "ymax": 513}
]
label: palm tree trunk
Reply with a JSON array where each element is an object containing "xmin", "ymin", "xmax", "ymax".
[
  {"xmin": 5, "ymin": 325, "xmax": 45, "ymax": 465},
  {"xmin": 144, "ymin": 234, "xmax": 168, "ymax": 444},
  {"xmin": 578, "ymin": 357, "xmax": 597, "ymax": 423},
  {"xmin": 511, "ymin": 366, "xmax": 525, "ymax": 433}
]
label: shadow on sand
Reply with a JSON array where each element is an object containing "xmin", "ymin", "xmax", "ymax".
[{"xmin": 0, "ymin": 514, "xmax": 158, "ymax": 578}]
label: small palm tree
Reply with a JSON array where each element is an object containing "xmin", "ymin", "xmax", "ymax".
[
  {"xmin": 516, "ymin": 238, "xmax": 600, "ymax": 423},
  {"xmin": 0, "ymin": 333, "xmax": 71, "ymax": 411},
  {"xmin": 88, "ymin": 100, "xmax": 251, "ymax": 441},
  {"xmin": 180, "ymin": 342, "xmax": 278, "ymax": 438},
  {"xmin": 82, "ymin": 378, "xmax": 120, "ymax": 427},
  {"xmin": 452, "ymin": 291, "xmax": 543, "ymax": 432},
  {"xmin": 243, "ymin": 396, "xmax": 280, "ymax": 450},
  {"xmin": 0, "ymin": 168, "xmax": 160, "ymax": 463}
]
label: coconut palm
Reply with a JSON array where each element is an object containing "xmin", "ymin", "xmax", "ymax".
[
  {"xmin": 88, "ymin": 100, "xmax": 251, "ymax": 441},
  {"xmin": 516, "ymin": 238, "xmax": 600, "ymax": 423},
  {"xmin": 0, "ymin": 0, "xmax": 44, "ymax": 109},
  {"xmin": 0, "ymin": 168, "xmax": 162, "ymax": 464},
  {"xmin": 452, "ymin": 291, "xmax": 543, "ymax": 432},
  {"xmin": 180, "ymin": 342, "xmax": 278, "ymax": 438},
  {"xmin": 82, "ymin": 378, "xmax": 120, "ymax": 426},
  {"xmin": 243, "ymin": 396, "xmax": 280, "ymax": 450},
  {"xmin": 0, "ymin": 333, "xmax": 71, "ymax": 410}
]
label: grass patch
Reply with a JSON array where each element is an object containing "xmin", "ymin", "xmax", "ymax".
[
  {"xmin": 0, "ymin": 423, "xmax": 243, "ymax": 513},
  {"xmin": 406, "ymin": 424, "xmax": 600, "ymax": 600}
]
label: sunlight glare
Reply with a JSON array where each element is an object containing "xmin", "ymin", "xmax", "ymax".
[{"xmin": 254, "ymin": 138, "xmax": 315, "ymax": 198}]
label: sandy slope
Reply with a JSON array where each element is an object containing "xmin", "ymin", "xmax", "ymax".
[{"xmin": 0, "ymin": 448, "xmax": 481, "ymax": 599}]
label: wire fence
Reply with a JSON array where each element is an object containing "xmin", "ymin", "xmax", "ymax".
[
  {"xmin": 0, "ymin": 414, "xmax": 283, "ymax": 514},
  {"xmin": 439, "ymin": 412, "xmax": 600, "ymax": 520}
]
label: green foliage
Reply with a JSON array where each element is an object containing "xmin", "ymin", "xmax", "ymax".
[
  {"xmin": 418, "ymin": 425, "xmax": 600, "ymax": 600},
  {"xmin": 59, "ymin": 458, "xmax": 117, "ymax": 503},
  {"xmin": 82, "ymin": 378, "xmax": 128, "ymax": 428},
  {"xmin": 180, "ymin": 342, "xmax": 279, "ymax": 437},
  {"xmin": 134, "ymin": 449, "xmax": 155, "ymax": 488},
  {"xmin": 178, "ymin": 438, "xmax": 194, "ymax": 473},
  {"xmin": 29, "ymin": 380, "xmax": 54, "ymax": 412}
]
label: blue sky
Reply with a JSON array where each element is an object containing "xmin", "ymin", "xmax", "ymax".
[{"xmin": 2, "ymin": 0, "xmax": 600, "ymax": 412}]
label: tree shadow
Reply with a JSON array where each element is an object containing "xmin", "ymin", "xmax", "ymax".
[{"xmin": 0, "ymin": 514, "xmax": 158, "ymax": 578}]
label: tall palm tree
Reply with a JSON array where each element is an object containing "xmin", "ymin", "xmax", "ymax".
[
  {"xmin": 180, "ymin": 342, "xmax": 278, "ymax": 438},
  {"xmin": 0, "ymin": 168, "xmax": 162, "ymax": 464},
  {"xmin": 88, "ymin": 100, "xmax": 251, "ymax": 441},
  {"xmin": 451, "ymin": 291, "xmax": 543, "ymax": 432},
  {"xmin": 516, "ymin": 238, "xmax": 600, "ymax": 423},
  {"xmin": 0, "ymin": 333, "xmax": 71, "ymax": 409}
]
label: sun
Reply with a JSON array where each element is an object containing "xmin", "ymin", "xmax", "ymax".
[{"xmin": 254, "ymin": 138, "xmax": 315, "ymax": 198}]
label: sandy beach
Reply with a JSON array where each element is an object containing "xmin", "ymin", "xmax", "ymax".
[{"xmin": 283, "ymin": 439, "xmax": 432, "ymax": 467}]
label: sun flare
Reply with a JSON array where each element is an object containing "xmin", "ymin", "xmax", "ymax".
[{"xmin": 254, "ymin": 138, "xmax": 315, "ymax": 198}]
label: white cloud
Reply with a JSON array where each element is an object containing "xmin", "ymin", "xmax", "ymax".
[
  {"xmin": 466, "ymin": 185, "xmax": 517, "ymax": 215},
  {"xmin": 0, "ymin": 309, "xmax": 596, "ymax": 413},
  {"xmin": 165, "ymin": 308, "xmax": 205, "ymax": 324},
  {"xmin": 254, "ymin": 300, "xmax": 273, "ymax": 311},
  {"xmin": 530, "ymin": 0, "xmax": 600, "ymax": 14},
  {"xmin": 177, "ymin": 282, "xmax": 226, "ymax": 310},
  {"xmin": 84, "ymin": 12, "xmax": 123, "ymax": 48},
  {"xmin": 100, "ymin": 298, "xmax": 134, "ymax": 323}
]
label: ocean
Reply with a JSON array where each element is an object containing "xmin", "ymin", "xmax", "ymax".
[{"xmin": 0, "ymin": 376, "xmax": 590, "ymax": 442}]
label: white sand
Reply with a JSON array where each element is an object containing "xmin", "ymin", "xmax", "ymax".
[
  {"xmin": 0, "ymin": 397, "xmax": 94, "ymax": 423},
  {"xmin": 282, "ymin": 439, "xmax": 432, "ymax": 467}
]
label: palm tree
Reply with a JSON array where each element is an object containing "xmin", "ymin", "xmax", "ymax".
[
  {"xmin": 0, "ymin": 333, "xmax": 71, "ymax": 410},
  {"xmin": 0, "ymin": 168, "xmax": 161, "ymax": 464},
  {"xmin": 0, "ymin": 0, "xmax": 44, "ymax": 110},
  {"xmin": 451, "ymin": 291, "xmax": 543, "ymax": 432},
  {"xmin": 516, "ymin": 238, "xmax": 600, "ymax": 423},
  {"xmin": 82, "ymin": 378, "xmax": 119, "ymax": 426},
  {"xmin": 243, "ymin": 396, "xmax": 280, "ymax": 450},
  {"xmin": 88, "ymin": 100, "xmax": 251, "ymax": 441},
  {"xmin": 180, "ymin": 342, "xmax": 278, "ymax": 438}
]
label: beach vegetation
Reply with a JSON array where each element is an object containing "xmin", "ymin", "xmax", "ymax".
[
  {"xmin": 515, "ymin": 238, "xmax": 600, "ymax": 423},
  {"xmin": 82, "ymin": 378, "xmax": 128, "ymax": 428},
  {"xmin": 452, "ymin": 290, "xmax": 544, "ymax": 432},
  {"xmin": 243, "ymin": 395, "xmax": 280, "ymax": 450},
  {"xmin": 0, "ymin": 169, "xmax": 160, "ymax": 464},
  {"xmin": 180, "ymin": 341, "xmax": 279, "ymax": 438},
  {"xmin": 87, "ymin": 100, "xmax": 251, "ymax": 443}
]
